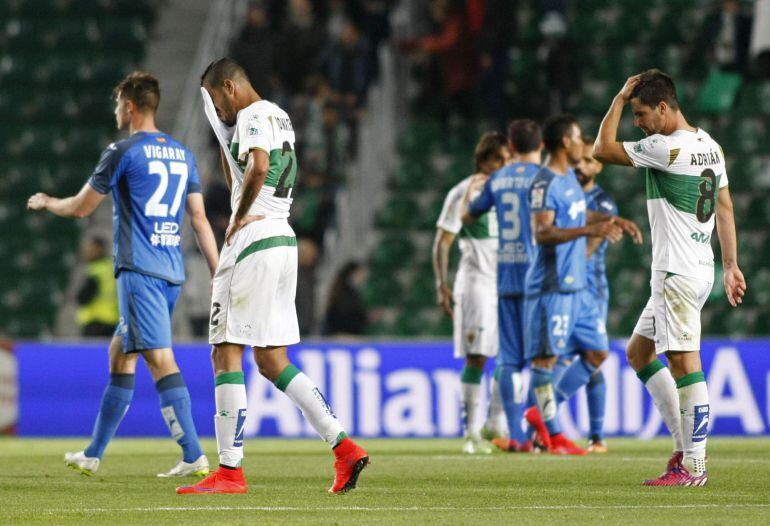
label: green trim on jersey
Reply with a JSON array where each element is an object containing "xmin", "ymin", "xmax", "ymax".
[
  {"xmin": 646, "ymin": 168, "xmax": 721, "ymax": 216},
  {"xmin": 266, "ymin": 146, "xmax": 297, "ymax": 189},
  {"xmin": 235, "ymin": 235, "xmax": 297, "ymax": 264},
  {"xmin": 229, "ymin": 141, "xmax": 246, "ymax": 170},
  {"xmin": 460, "ymin": 211, "xmax": 496, "ymax": 239}
]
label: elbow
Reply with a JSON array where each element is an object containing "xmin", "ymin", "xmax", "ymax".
[
  {"xmin": 72, "ymin": 209, "xmax": 90, "ymax": 219},
  {"xmin": 592, "ymin": 144, "xmax": 608, "ymax": 163}
]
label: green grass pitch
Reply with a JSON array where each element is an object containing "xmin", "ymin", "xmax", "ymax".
[{"xmin": 1, "ymin": 437, "xmax": 769, "ymax": 525}]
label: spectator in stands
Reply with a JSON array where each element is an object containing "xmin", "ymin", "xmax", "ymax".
[
  {"xmin": 691, "ymin": 0, "xmax": 754, "ymax": 76},
  {"xmin": 231, "ymin": 1, "xmax": 278, "ymax": 99},
  {"xmin": 320, "ymin": 17, "xmax": 370, "ymax": 110},
  {"xmin": 479, "ymin": 0, "xmax": 518, "ymax": 131},
  {"xmin": 76, "ymin": 236, "xmax": 118, "ymax": 337},
  {"xmin": 276, "ymin": 0, "xmax": 327, "ymax": 94},
  {"xmin": 296, "ymin": 238, "xmax": 321, "ymax": 335},
  {"xmin": 292, "ymin": 161, "xmax": 336, "ymax": 249},
  {"xmin": 322, "ymin": 261, "xmax": 369, "ymax": 336}
]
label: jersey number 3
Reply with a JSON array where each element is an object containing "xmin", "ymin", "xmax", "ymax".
[{"xmin": 145, "ymin": 160, "xmax": 188, "ymax": 217}]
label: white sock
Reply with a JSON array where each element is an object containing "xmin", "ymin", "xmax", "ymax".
[
  {"xmin": 678, "ymin": 373, "xmax": 709, "ymax": 476},
  {"xmin": 638, "ymin": 361, "xmax": 683, "ymax": 452},
  {"xmin": 277, "ymin": 365, "xmax": 346, "ymax": 446},
  {"xmin": 214, "ymin": 372, "xmax": 248, "ymax": 468},
  {"xmin": 485, "ymin": 374, "xmax": 504, "ymax": 428},
  {"xmin": 461, "ymin": 382, "xmax": 482, "ymax": 439}
]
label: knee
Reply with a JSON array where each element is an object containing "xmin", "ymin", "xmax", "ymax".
[
  {"xmin": 584, "ymin": 350, "xmax": 608, "ymax": 369},
  {"xmin": 254, "ymin": 353, "xmax": 279, "ymax": 381},
  {"xmin": 143, "ymin": 349, "xmax": 178, "ymax": 376},
  {"xmin": 466, "ymin": 355, "xmax": 486, "ymax": 369},
  {"xmin": 532, "ymin": 356, "xmax": 557, "ymax": 370}
]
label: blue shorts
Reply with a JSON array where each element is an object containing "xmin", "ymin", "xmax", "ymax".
[
  {"xmin": 524, "ymin": 289, "xmax": 609, "ymax": 361},
  {"xmin": 498, "ymin": 295, "xmax": 525, "ymax": 369},
  {"xmin": 114, "ymin": 270, "xmax": 181, "ymax": 353}
]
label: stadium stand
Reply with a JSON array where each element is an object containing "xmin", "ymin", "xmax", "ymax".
[{"xmin": 0, "ymin": 0, "xmax": 160, "ymax": 337}]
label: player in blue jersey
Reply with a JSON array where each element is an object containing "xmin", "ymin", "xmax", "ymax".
[
  {"xmin": 522, "ymin": 115, "xmax": 641, "ymax": 455},
  {"xmin": 27, "ymin": 72, "xmax": 220, "ymax": 477},
  {"xmin": 551, "ymin": 138, "xmax": 618, "ymax": 453},
  {"xmin": 463, "ymin": 119, "xmax": 543, "ymax": 452}
]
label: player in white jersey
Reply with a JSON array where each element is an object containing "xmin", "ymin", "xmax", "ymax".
[
  {"xmin": 178, "ymin": 58, "xmax": 368, "ymax": 495},
  {"xmin": 433, "ymin": 132, "xmax": 510, "ymax": 454},
  {"xmin": 594, "ymin": 69, "xmax": 746, "ymax": 486}
]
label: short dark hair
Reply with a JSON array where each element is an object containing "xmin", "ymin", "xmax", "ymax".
[
  {"xmin": 631, "ymin": 68, "xmax": 679, "ymax": 110},
  {"xmin": 113, "ymin": 71, "xmax": 160, "ymax": 113},
  {"xmin": 474, "ymin": 131, "xmax": 508, "ymax": 171},
  {"xmin": 507, "ymin": 119, "xmax": 541, "ymax": 154},
  {"xmin": 542, "ymin": 114, "xmax": 579, "ymax": 154},
  {"xmin": 201, "ymin": 57, "xmax": 249, "ymax": 87}
]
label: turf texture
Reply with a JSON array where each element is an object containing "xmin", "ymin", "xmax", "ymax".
[{"xmin": 1, "ymin": 437, "xmax": 769, "ymax": 525}]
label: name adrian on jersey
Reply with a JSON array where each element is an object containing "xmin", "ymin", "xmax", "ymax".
[{"xmin": 690, "ymin": 149, "xmax": 721, "ymax": 166}]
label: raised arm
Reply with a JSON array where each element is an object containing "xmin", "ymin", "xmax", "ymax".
[
  {"xmin": 432, "ymin": 228, "xmax": 457, "ymax": 318},
  {"xmin": 186, "ymin": 192, "xmax": 219, "ymax": 276},
  {"xmin": 593, "ymin": 75, "xmax": 640, "ymax": 166},
  {"xmin": 27, "ymin": 181, "xmax": 106, "ymax": 219},
  {"xmin": 715, "ymin": 186, "xmax": 746, "ymax": 306}
]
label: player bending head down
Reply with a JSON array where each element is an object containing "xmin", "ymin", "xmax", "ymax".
[{"xmin": 200, "ymin": 57, "xmax": 252, "ymax": 127}]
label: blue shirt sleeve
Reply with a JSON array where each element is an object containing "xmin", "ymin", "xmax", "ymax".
[
  {"xmin": 88, "ymin": 144, "xmax": 123, "ymax": 194},
  {"xmin": 597, "ymin": 193, "xmax": 618, "ymax": 216},
  {"xmin": 468, "ymin": 178, "xmax": 494, "ymax": 217},
  {"xmin": 530, "ymin": 175, "xmax": 556, "ymax": 212},
  {"xmin": 187, "ymin": 157, "xmax": 202, "ymax": 194}
]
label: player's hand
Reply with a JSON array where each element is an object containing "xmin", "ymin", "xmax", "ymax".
[
  {"xmin": 613, "ymin": 216, "xmax": 643, "ymax": 244},
  {"xmin": 724, "ymin": 265, "xmax": 747, "ymax": 307},
  {"xmin": 436, "ymin": 284, "xmax": 454, "ymax": 318},
  {"xmin": 27, "ymin": 192, "xmax": 50, "ymax": 211},
  {"xmin": 587, "ymin": 218, "xmax": 623, "ymax": 243},
  {"xmin": 617, "ymin": 74, "xmax": 642, "ymax": 103},
  {"xmin": 225, "ymin": 214, "xmax": 264, "ymax": 246}
]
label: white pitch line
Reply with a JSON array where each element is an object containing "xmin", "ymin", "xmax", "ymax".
[
  {"xmin": 37, "ymin": 504, "xmax": 770, "ymax": 513},
  {"xmin": 426, "ymin": 455, "xmax": 770, "ymax": 465}
]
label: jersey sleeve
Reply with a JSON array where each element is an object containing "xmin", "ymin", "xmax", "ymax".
[
  {"xmin": 237, "ymin": 109, "xmax": 272, "ymax": 163},
  {"xmin": 595, "ymin": 192, "xmax": 618, "ymax": 216},
  {"xmin": 622, "ymin": 134, "xmax": 671, "ymax": 170},
  {"xmin": 718, "ymin": 150, "xmax": 729, "ymax": 188},
  {"xmin": 187, "ymin": 157, "xmax": 202, "ymax": 194},
  {"xmin": 530, "ymin": 176, "xmax": 556, "ymax": 212},
  {"xmin": 436, "ymin": 185, "xmax": 463, "ymax": 234},
  {"xmin": 468, "ymin": 178, "xmax": 494, "ymax": 217},
  {"xmin": 88, "ymin": 144, "xmax": 123, "ymax": 194}
]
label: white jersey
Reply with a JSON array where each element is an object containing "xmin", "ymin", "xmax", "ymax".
[
  {"xmin": 436, "ymin": 176, "xmax": 498, "ymax": 294},
  {"xmin": 623, "ymin": 128, "xmax": 728, "ymax": 282},
  {"xmin": 228, "ymin": 100, "xmax": 297, "ymax": 220}
]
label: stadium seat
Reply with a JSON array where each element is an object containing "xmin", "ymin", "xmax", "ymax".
[{"xmin": 696, "ymin": 70, "xmax": 742, "ymax": 114}]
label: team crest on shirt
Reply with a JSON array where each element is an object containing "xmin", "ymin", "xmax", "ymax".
[
  {"xmin": 532, "ymin": 187, "xmax": 545, "ymax": 208},
  {"xmin": 248, "ymin": 115, "xmax": 264, "ymax": 136}
]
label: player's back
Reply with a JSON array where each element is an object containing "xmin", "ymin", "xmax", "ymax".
[
  {"xmin": 585, "ymin": 184, "xmax": 617, "ymax": 298},
  {"xmin": 623, "ymin": 128, "xmax": 728, "ymax": 282},
  {"xmin": 89, "ymin": 131, "xmax": 201, "ymax": 284},
  {"xmin": 486, "ymin": 162, "xmax": 539, "ymax": 296},
  {"xmin": 228, "ymin": 100, "xmax": 297, "ymax": 221},
  {"xmin": 525, "ymin": 166, "xmax": 587, "ymax": 296}
]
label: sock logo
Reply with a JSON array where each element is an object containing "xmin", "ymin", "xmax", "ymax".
[
  {"xmin": 233, "ymin": 408, "xmax": 247, "ymax": 447},
  {"xmin": 161, "ymin": 406, "xmax": 184, "ymax": 440},
  {"xmin": 312, "ymin": 388, "xmax": 335, "ymax": 417},
  {"xmin": 692, "ymin": 404, "xmax": 709, "ymax": 442}
]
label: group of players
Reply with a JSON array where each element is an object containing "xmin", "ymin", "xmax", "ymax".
[
  {"xmin": 27, "ymin": 58, "xmax": 369, "ymax": 495},
  {"xmin": 434, "ymin": 69, "xmax": 746, "ymax": 486}
]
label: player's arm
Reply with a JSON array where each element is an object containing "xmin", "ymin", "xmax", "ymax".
[
  {"xmin": 715, "ymin": 186, "xmax": 747, "ymax": 307},
  {"xmin": 186, "ymin": 193, "xmax": 219, "ymax": 276},
  {"xmin": 461, "ymin": 175, "xmax": 492, "ymax": 225},
  {"xmin": 219, "ymin": 146, "xmax": 233, "ymax": 192},
  {"xmin": 532, "ymin": 210, "xmax": 622, "ymax": 246},
  {"xmin": 432, "ymin": 228, "xmax": 457, "ymax": 318},
  {"xmin": 27, "ymin": 181, "xmax": 105, "ymax": 219},
  {"xmin": 593, "ymin": 75, "xmax": 641, "ymax": 166},
  {"xmin": 586, "ymin": 209, "xmax": 642, "ymax": 244},
  {"xmin": 225, "ymin": 148, "xmax": 268, "ymax": 244}
]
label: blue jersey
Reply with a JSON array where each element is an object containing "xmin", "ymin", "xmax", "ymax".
[
  {"xmin": 585, "ymin": 184, "xmax": 617, "ymax": 299},
  {"xmin": 525, "ymin": 167, "xmax": 587, "ymax": 296},
  {"xmin": 89, "ymin": 131, "xmax": 202, "ymax": 284},
  {"xmin": 469, "ymin": 162, "xmax": 539, "ymax": 296}
]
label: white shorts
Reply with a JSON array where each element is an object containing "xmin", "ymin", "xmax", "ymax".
[
  {"xmin": 209, "ymin": 219, "xmax": 300, "ymax": 348},
  {"xmin": 633, "ymin": 270, "xmax": 712, "ymax": 353},
  {"xmin": 453, "ymin": 280, "xmax": 498, "ymax": 359}
]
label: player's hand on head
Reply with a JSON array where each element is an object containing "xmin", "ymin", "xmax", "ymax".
[
  {"xmin": 27, "ymin": 192, "xmax": 50, "ymax": 211},
  {"xmin": 617, "ymin": 74, "xmax": 642, "ymax": 103},
  {"xmin": 614, "ymin": 216, "xmax": 643, "ymax": 244},
  {"xmin": 436, "ymin": 284, "xmax": 453, "ymax": 318},
  {"xmin": 724, "ymin": 266, "xmax": 747, "ymax": 307},
  {"xmin": 225, "ymin": 214, "xmax": 264, "ymax": 245}
]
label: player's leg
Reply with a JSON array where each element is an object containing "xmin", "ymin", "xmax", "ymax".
[
  {"xmin": 585, "ymin": 296, "xmax": 608, "ymax": 450},
  {"xmin": 480, "ymin": 291, "xmax": 504, "ymax": 440},
  {"xmin": 254, "ymin": 345, "xmax": 369, "ymax": 493},
  {"xmin": 65, "ymin": 334, "xmax": 138, "ymax": 475}
]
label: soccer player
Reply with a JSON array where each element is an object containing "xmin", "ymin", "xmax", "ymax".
[
  {"xmin": 463, "ymin": 119, "xmax": 543, "ymax": 453},
  {"xmin": 179, "ymin": 58, "xmax": 368, "ymax": 495},
  {"xmin": 433, "ymin": 131, "xmax": 510, "ymax": 454},
  {"xmin": 523, "ymin": 115, "xmax": 641, "ymax": 455},
  {"xmin": 26, "ymin": 72, "xmax": 219, "ymax": 477},
  {"xmin": 593, "ymin": 69, "xmax": 746, "ymax": 485}
]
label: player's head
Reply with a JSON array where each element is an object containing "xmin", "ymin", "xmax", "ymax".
[
  {"xmin": 201, "ymin": 57, "xmax": 253, "ymax": 126},
  {"xmin": 629, "ymin": 69, "xmax": 680, "ymax": 136},
  {"xmin": 474, "ymin": 131, "xmax": 511, "ymax": 174},
  {"xmin": 507, "ymin": 118, "xmax": 542, "ymax": 155},
  {"xmin": 575, "ymin": 135, "xmax": 603, "ymax": 186},
  {"xmin": 112, "ymin": 71, "xmax": 160, "ymax": 130},
  {"xmin": 542, "ymin": 114, "xmax": 583, "ymax": 164}
]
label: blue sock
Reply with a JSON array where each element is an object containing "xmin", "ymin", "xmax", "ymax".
[
  {"xmin": 586, "ymin": 370, "xmax": 606, "ymax": 440},
  {"xmin": 156, "ymin": 373, "xmax": 203, "ymax": 463},
  {"xmin": 530, "ymin": 366, "xmax": 560, "ymax": 436},
  {"xmin": 555, "ymin": 357, "xmax": 596, "ymax": 405},
  {"xmin": 84, "ymin": 374, "xmax": 134, "ymax": 459},
  {"xmin": 552, "ymin": 356, "xmax": 570, "ymax": 387},
  {"xmin": 498, "ymin": 365, "xmax": 525, "ymax": 443}
]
